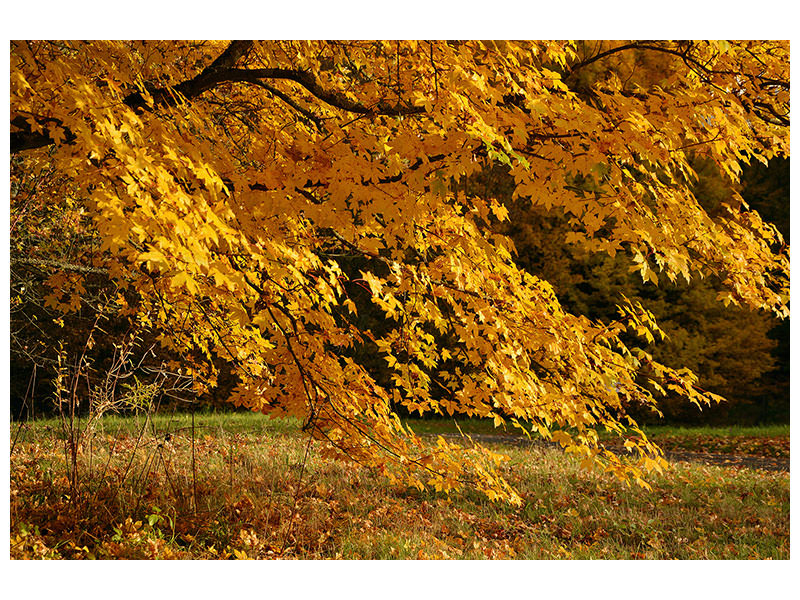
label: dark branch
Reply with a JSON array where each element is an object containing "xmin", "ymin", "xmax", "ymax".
[
  {"xmin": 11, "ymin": 115, "xmax": 75, "ymax": 152},
  {"xmin": 11, "ymin": 40, "xmax": 424, "ymax": 154},
  {"xmin": 220, "ymin": 68, "xmax": 425, "ymax": 117},
  {"xmin": 568, "ymin": 41, "xmax": 790, "ymax": 130},
  {"xmin": 568, "ymin": 41, "xmax": 652, "ymax": 74},
  {"xmin": 751, "ymin": 100, "xmax": 790, "ymax": 126},
  {"xmin": 244, "ymin": 80, "xmax": 324, "ymax": 129},
  {"xmin": 123, "ymin": 41, "xmax": 255, "ymax": 111},
  {"xmin": 12, "ymin": 41, "xmax": 254, "ymax": 154},
  {"xmin": 11, "ymin": 256, "xmax": 108, "ymax": 275}
]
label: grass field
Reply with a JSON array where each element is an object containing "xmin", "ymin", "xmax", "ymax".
[
  {"xmin": 405, "ymin": 418, "xmax": 790, "ymax": 458},
  {"xmin": 9, "ymin": 411, "xmax": 789, "ymax": 559}
]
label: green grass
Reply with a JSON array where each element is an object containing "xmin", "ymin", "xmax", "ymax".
[
  {"xmin": 401, "ymin": 416, "xmax": 789, "ymax": 439},
  {"xmin": 10, "ymin": 409, "xmax": 300, "ymax": 448},
  {"xmin": 16, "ymin": 411, "xmax": 788, "ymax": 440},
  {"xmin": 637, "ymin": 423, "xmax": 789, "ymax": 438},
  {"xmin": 10, "ymin": 412, "xmax": 789, "ymax": 559}
]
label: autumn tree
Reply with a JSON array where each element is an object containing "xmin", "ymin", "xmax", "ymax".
[
  {"xmin": 737, "ymin": 157, "xmax": 790, "ymax": 422},
  {"xmin": 10, "ymin": 40, "xmax": 789, "ymax": 503}
]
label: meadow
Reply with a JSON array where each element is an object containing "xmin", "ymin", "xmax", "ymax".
[{"xmin": 9, "ymin": 411, "xmax": 789, "ymax": 559}]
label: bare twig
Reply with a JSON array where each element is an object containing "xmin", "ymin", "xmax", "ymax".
[{"xmin": 191, "ymin": 403, "xmax": 198, "ymax": 517}]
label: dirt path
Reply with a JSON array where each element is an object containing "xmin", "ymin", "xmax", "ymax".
[{"xmin": 428, "ymin": 433, "xmax": 790, "ymax": 473}]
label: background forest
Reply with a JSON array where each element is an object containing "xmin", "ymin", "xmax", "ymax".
[{"xmin": 499, "ymin": 157, "xmax": 790, "ymax": 425}]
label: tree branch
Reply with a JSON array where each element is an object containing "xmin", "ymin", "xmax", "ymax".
[
  {"xmin": 568, "ymin": 41, "xmax": 653, "ymax": 74},
  {"xmin": 220, "ymin": 68, "xmax": 425, "ymax": 117},
  {"xmin": 244, "ymin": 79, "xmax": 324, "ymax": 129},
  {"xmin": 11, "ymin": 256, "xmax": 108, "ymax": 275},
  {"xmin": 11, "ymin": 40, "xmax": 424, "ymax": 154},
  {"xmin": 12, "ymin": 41, "xmax": 254, "ymax": 154}
]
